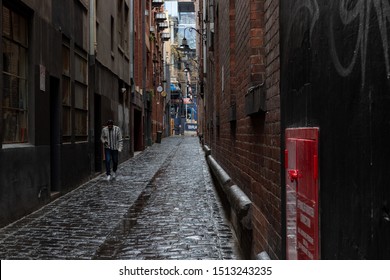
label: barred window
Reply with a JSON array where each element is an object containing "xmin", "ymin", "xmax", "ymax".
[{"xmin": 2, "ymin": 6, "xmax": 29, "ymax": 144}]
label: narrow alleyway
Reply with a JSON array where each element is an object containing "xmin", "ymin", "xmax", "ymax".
[{"xmin": 0, "ymin": 136, "xmax": 241, "ymax": 260}]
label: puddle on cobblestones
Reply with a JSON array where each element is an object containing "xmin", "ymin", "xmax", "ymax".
[{"xmin": 93, "ymin": 183, "xmax": 156, "ymax": 259}]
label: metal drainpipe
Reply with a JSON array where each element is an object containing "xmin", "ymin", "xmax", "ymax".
[
  {"xmin": 89, "ymin": 0, "xmax": 96, "ymax": 56},
  {"xmin": 129, "ymin": 0, "xmax": 134, "ymax": 87},
  {"xmin": 142, "ymin": 0, "xmax": 147, "ymax": 146},
  {"xmin": 89, "ymin": 0, "xmax": 96, "ymax": 175},
  {"xmin": 166, "ymin": 61, "xmax": 171, "ymax": 136},
  {"xmin": 129, "ymin": 0, "xmax": 134, "ymax": 154}
]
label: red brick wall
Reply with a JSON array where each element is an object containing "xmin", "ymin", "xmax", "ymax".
[
  {"xmin": 133, "ymin": 0, "xmax": 142, "ymax": 92},
  {"xmin": 210, "ymin": 0, "xmax": 281, "ymax": 259},
  {"xmin": 254, "ymin": 0, "xmax": 281, "ymax": 260}
]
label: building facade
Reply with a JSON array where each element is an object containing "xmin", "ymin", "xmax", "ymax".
[
  {"xmin": 201, "ymin": 0, "xmax": 281, "ymax": 259},
  {"xmin": 133, "ymin": 0, "xmax": 170, "ymax": 146},
  {"xmin": 201, "ymin": 0, "xmax": 390, "ymax": 259},
  {"xmin": 0, "ymin": 0, "xmax": 168, "ymax": 228},
  {"xmin": 0, "ymin": 0, "xmax": 101, "ymax": 227}
]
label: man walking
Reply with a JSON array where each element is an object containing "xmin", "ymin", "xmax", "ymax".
[{"xmin": 101, "ymin": 120, "xmax": 123, "ymax": 181}]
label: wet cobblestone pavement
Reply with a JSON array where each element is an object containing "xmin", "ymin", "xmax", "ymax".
[{"xmin": 0, "ymin": 136, "xmax": 241, "ymax": 260}]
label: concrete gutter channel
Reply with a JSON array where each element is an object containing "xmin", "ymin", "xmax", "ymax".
[{"xmin": 203, "ymin": 144, "xmax": 271, "ymax": 260}]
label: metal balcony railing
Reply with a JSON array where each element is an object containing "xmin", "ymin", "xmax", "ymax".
[
  {"xmin": 161, "ymin": 32, "xmax": 170, "ymax": 41},
  {"xmin": 158, "ymin": 22, "xmax": 169, "ymax": 30},
  {"xmin": 155, "ymin": 13, "xmax": 167, "ymax": 22},
  {"xmin": 152, "ymin": 0, "xmax": 164, "ymax": 7}
]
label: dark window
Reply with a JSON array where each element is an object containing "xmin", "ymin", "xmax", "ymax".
[{"xmin": 2, "ymin": 5, "xmax": 29, "ymax": 144}]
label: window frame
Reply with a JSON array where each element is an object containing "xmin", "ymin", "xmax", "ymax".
[
  {"xmin": 1, "ymin": 5, "xmax": 29, "ymax": 145},
  {"xmin": 74, "ymin": 47, "xmax": 88, "ymax": 142},
  {"xmin": 62, "ymin": 41, "xmax": 72, "ymax": 143}
]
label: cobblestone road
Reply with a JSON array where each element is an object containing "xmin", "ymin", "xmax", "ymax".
[{"xmin": 0, "ymin": 136, "xmax": 241, "ymax": 260}]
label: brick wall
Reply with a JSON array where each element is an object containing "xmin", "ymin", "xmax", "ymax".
[
  {"xmin": 257, "ymin": 0, "xmax": 281, "ymax": 260},
  {"xmin": 133, "ymin": 0, "xmax": 142, "ymax": 92},
  {"xmin": 209, "ymin": 0, "xmax": 281, "ymax": 259}
]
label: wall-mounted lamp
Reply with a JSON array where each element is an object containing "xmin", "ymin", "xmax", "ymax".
[
  {"xmin": 121, "ymin": 87, "xmax": 127, "ymax": 94},
  {"xmin": 183, "ymin": 27, "xmax": 207, "ymax": 42},
  {"xmin": 181, "ymin": 37, "xmax": 190, "ymax": 50},
  {"xmin": 179, "ymin": 27, "xmax": 207, "ymax": 53}
]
